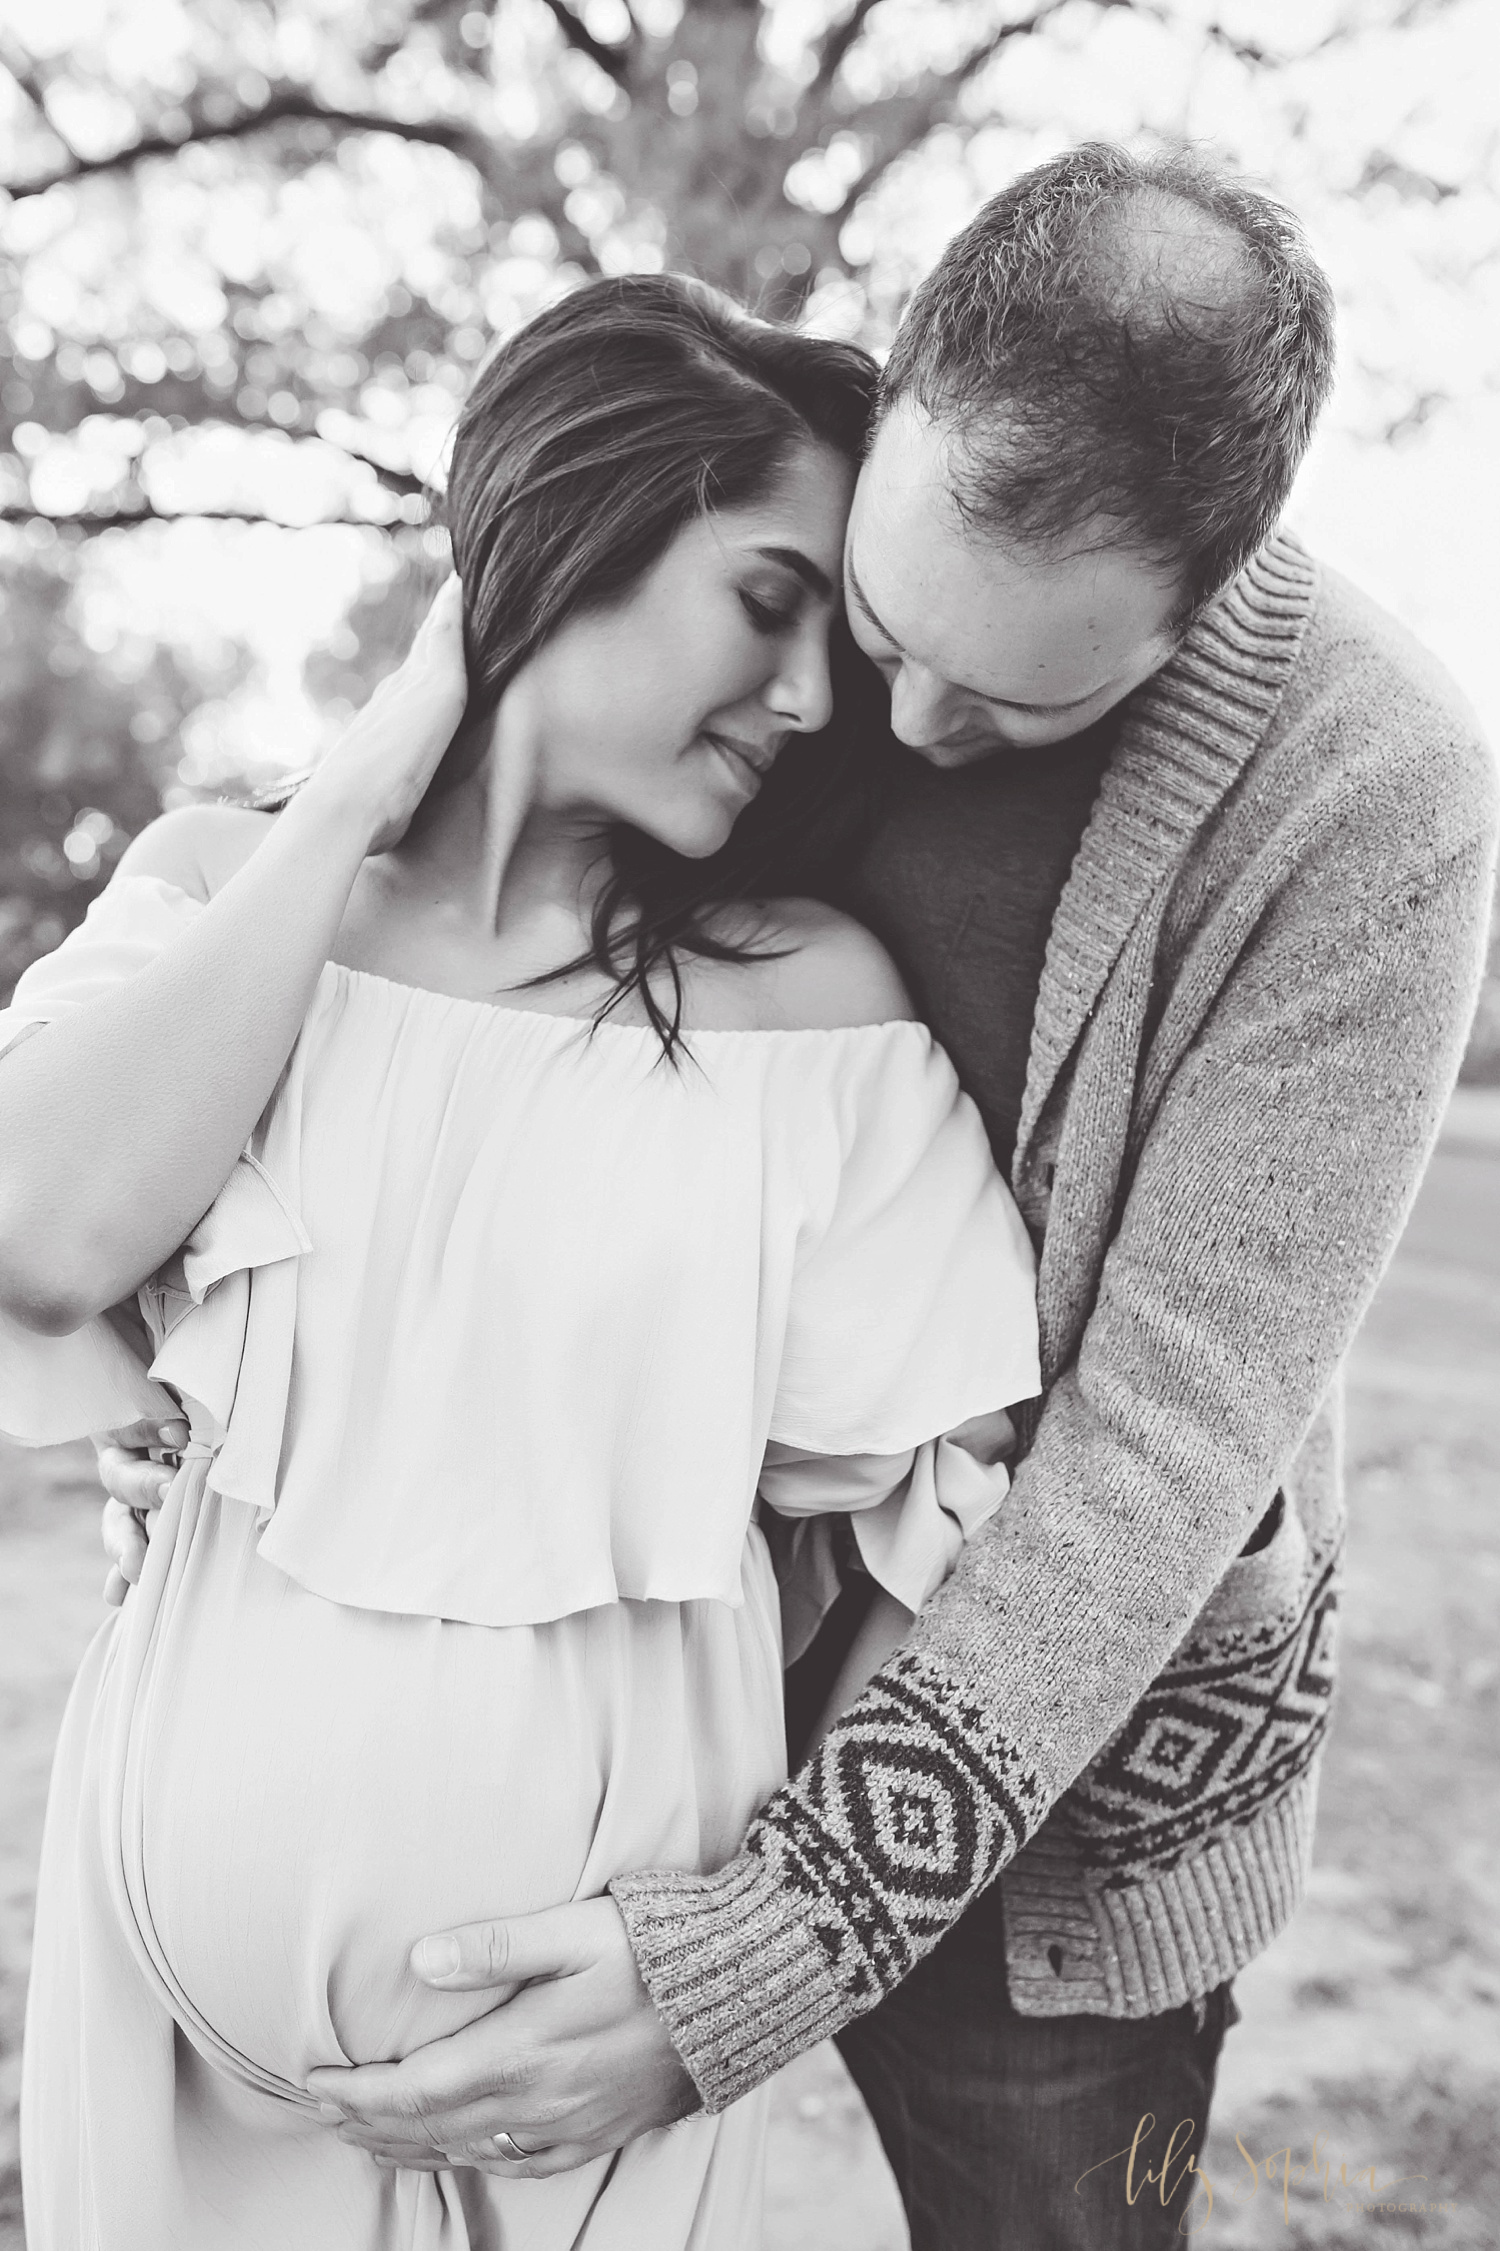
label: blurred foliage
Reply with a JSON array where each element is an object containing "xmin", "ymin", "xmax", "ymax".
[
  {"xmin": 0, "ymin": 0, "xmax": 1496, "ymax": 1031},
  {"xmin": 299, "ymin": 534, "xmax": 444, "ymax": 723},
  {"xmin": 0, "ymin": 549, "xmax": 245, "ymax": 996}
]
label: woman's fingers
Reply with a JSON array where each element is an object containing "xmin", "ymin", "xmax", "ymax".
[
  {"xmin": 301, "ymin": 577, "xmax": 472, "ymax": 855},
  {"xmin": 96, "ymin": 1414, "xmax": 188, "ymax": 1455},
  {"xmin": 93, "ymin": 1416, "xmax": 188, "ymax": 1506},
  {"xmin": 413, "ymin": 572, "xmax": 466, "ymax": 659},
  {"xmin": 95, "ymin": 1417, "xmax": 182, "ymax": 1605},
  {"xmin": 101, "ymin": 1497, "xmax": 148, "ymax": 1585},
  {"xmin": 95, "ymin": 1443, "xmax": 174, "ymax": 1513}
]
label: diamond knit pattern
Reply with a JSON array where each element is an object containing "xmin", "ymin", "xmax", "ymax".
[
  {"xmin": 1065, "ymin": 1553, "xmax": 1340, "ymax": 1874},
  {"xmin": 746, "ymin": 1652, "xmax": 1046, "ymax": 2001}
]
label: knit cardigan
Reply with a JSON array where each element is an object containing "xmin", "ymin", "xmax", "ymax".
[{"xmin": 610, "ymin": 533, "xmax": 1499, "ymax": 2110}]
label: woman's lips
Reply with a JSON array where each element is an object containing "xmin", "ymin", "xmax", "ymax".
[{"xmin": 703, "ymin": 731, "xmax": 772, "ymax": 798}]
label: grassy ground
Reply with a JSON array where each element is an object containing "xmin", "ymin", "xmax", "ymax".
[{"xmin": 3, "ymin": 1101, "xmax": 1497, "ymax": 2248}]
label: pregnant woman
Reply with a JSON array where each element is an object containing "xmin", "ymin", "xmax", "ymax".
[{"xmin": 0, "ymin": 277, "xmax": 1038, "ymax": 2249}]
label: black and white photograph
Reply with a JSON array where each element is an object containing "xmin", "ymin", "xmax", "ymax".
[{"xmin": 0, "ymin": 1, "xmax": 1497, "ymax": 2245}]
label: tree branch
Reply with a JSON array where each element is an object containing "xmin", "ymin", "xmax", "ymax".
[
  {"xmin": 1377, "ymin": 390, "xmax": 1447, "ymax": 443},
  {"xmin": 0, "ymin": 79, "xmax": 600, "ymax": 266},
  {"xmin": 1113, "ymin": 0, "xmax": 1462, "ymax": 69},
  {"xmin": 0, "ymin": 503, "xmax": 415, "ymax": 533},
  {"xmin": 539, "ymin": 0, "xmax": 634, "ymax": 85},
  {"xmin": 3, "ymin": 88, "xmax": 514, "ymax": 200},
  {"xmin": 1354, "ymin": 149, "xmax": 1462, "ymax": 202},
  {"xmin": 821, "ymin": 2, "xmax": 1069, "ymax": 226},
  {"xmin": 311, "ymin": 433, "xmax": 435, "ymax": 500},
  {"xmin": 4, "ymin": 415, "xmax": 434, "ymax": 529},
  {"xmin": 811, "ymin": 0, "xmax": 882, "ymax": 95},
  {"xmin": 0, "ymin": 34, "xmax": 82, "ymax": 162},
  {"xmin": 358, "ymin": 0, "xmax": 473, "ymax": 74}
]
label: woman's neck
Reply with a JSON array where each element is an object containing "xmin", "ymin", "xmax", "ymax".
[{"xmin": 392, "ymin": 748, "xmax": 608, "ymax": 950}]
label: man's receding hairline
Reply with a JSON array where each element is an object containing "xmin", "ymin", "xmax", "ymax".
[
  {"xmin": 875, "ymin": 141, "xmax": 1336, "ymax": 617},
  {"xmin": 873, "ymin": 394, "xmax": 1189, "ymax": 589}
]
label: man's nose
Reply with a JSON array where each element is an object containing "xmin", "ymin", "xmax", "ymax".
[{"xmin": 888, "ymin": 661, "xmax": 963, "ymax": 749}]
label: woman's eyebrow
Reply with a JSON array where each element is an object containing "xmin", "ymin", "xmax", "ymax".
[{"xmin": 753, "ymin": 545, "xmax": 834, "ymax": 599}]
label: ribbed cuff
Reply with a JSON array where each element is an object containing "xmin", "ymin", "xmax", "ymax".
[
  {"xmin": 610, "ymin": 1852, "xmax": 847, "ymax": 2112},
  {"xmin": 1002, "ymin": 1759, "xmax": 1323, "ymax": 2016}
]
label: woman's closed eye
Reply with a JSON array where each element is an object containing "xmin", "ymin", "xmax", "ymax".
[{"xmin": 739, "ymin": 584, "xmax": 804, "ymax": 636}]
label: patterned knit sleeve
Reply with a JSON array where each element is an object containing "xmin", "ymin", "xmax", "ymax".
[{"xmin": 611, "ymin": 1642, "xmax": 1050, "ymax": 2107}]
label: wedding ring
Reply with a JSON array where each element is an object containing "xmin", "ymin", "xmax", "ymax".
[{"xmin": 492, "ymin": 2129, "xmax": 539, "ymax": 2162}]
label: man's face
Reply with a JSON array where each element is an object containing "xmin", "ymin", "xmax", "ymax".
[{"xmin": 846, "ymin": 399, "xmax": 1184, "ymax": 766}]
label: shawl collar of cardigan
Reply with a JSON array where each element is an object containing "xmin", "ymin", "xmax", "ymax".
[{"xmin": 1014, "ymin": 529, "xmax": 1318, "ymax": 1186}]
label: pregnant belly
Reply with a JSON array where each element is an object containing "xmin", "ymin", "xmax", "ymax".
[{"xmin": 128, "ymin": 1481, "xmax": 784, "ymax": 2087}]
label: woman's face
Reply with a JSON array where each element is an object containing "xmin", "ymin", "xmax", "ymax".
[{"xmin": 519, "ymin": 442, "xmax": 856, "ymax": 859}]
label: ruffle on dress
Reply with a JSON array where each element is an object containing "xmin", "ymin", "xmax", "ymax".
[
  {"xmin": 0, "ymin": 1304, "xmax": 177, "ymax": 1447},
  {"xmin": 0, "ymin": 871, "xmax": 1041, "ymax": 1629},
  {"xmin": 144, "ymin": 1149, "xmax": 310, "ymax": 1510}
]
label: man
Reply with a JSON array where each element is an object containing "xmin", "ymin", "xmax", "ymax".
[{"xmin": 100, "ymin": 144, "xmax": 1497, "ymax": 2246}]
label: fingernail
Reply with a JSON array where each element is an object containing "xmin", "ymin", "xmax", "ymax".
[
  {"xmin": 316, "ymin": 2101, "xmax": 345, "ymax": 2122},
  {"xmin": 416, "ymin": 1934, "xmax": 461, "ymax": 1980},
  {"xmin": 159, "ymin": 1420, "xmax": 189, "ymax": 1446}
]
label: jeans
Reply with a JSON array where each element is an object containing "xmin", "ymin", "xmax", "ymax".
[{"xmin": 836, "ymin": 1880, "xmax": 1240, "ymax": 2251}]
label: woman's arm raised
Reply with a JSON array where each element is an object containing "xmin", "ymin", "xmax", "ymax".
[{"xmin": 0, "ymin": 581, "xmax": 469, "ymax": 1335}]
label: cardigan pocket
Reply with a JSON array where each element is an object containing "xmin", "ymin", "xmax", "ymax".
[{"xmin": 1190, "ymin": 1490, "xmax": 1309, "ymax": 1643}]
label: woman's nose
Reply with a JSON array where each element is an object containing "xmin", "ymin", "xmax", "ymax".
[
  {"xmin": 888, "ymin": 661, "xmax": 960, "ymax": 749},
  {"xmin": 766, "ymin": 620, "xmax": 835, "ymax": 736}
]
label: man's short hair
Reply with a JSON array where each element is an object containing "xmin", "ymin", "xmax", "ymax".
[{"xmin": 881, "ymin": 142, "xmax": 1337, "ymax": 621}]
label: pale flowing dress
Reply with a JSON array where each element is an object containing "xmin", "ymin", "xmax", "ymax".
[{"xmin": 0, "ymin": 873, "xmax": 1040, "ymax": 2251}]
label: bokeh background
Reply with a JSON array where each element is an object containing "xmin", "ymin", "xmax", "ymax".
[{"xmin": 1, "ymin": 2, "xmax": 1498, "ymax": 2245}]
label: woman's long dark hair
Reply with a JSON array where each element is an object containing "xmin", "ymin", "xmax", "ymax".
[
  {"xmin": 261, "ymin": 278, "xmax": 889, "ymax": 1054},
  {"xmin": 439, "ymin": 273, "xmax": 887, "ymax": 1056}
]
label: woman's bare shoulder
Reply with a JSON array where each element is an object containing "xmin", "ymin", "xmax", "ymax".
[
  {"xmin": 746, "ymin": 898, "xmax": 916, "ymax": 1031},
  {"xmin": 114, "ymin": 803, "xmax": 280, "ymax": 903}
]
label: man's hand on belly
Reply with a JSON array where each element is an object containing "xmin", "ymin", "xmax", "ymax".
[{"xmin": 305, "ymin": 1896, "xmax": 698, "ymax": 2176}]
